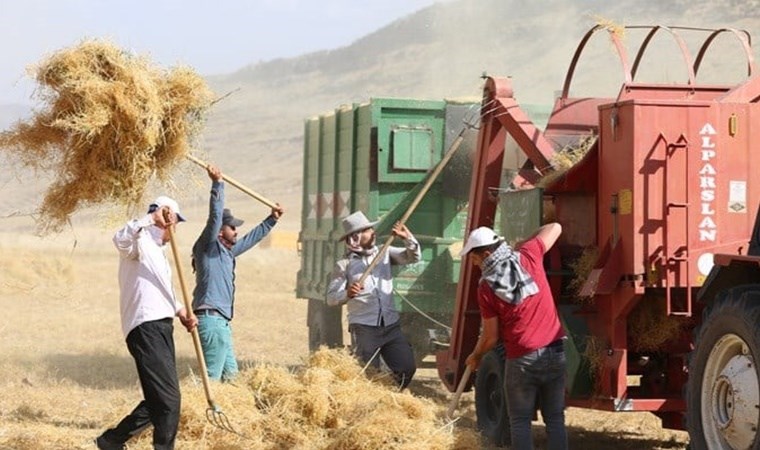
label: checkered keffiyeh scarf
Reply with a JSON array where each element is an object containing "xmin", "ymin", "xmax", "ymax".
[
  {"xmin": 480, "ymin": 242, "xmax": 539, "ymax": 305},
  {"xmin": 345, "ymin": 232, "xmax": 377, "ymax": 257}
]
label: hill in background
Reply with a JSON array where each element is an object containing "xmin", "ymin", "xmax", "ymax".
[{"xmin": 2, "ymin": 0, "xmax": 759, "ymax": 229}]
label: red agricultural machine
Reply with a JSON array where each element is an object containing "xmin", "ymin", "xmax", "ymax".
[{"xmin": 437, "ymin": 24, "xmax": 760, "ymax": 449}]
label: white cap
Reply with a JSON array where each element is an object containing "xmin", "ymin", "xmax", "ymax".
[
  {"xmin": 151, "ymin": 196, "xmax": 186, "ymax": 222},
  {"xmin": 459, "ymin": 226, "xmax": 501, "ymax": 256}
]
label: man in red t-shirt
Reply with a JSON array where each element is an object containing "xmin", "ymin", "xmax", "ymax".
[{"xmin": 463, "ymin": 223, "xmax": 567, "ymax": 450}]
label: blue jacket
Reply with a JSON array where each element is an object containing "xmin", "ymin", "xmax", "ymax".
[{"xmin": 191, "ymin": 181, "xmax": 277, "ymax": 319}]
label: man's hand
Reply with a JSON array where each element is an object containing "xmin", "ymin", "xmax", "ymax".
[
  {"xmin": 466, "ymin": 317, "xmax": 499, "ymax": 371},
  {"xmin": 177, "ymin": 308, "xmax": 198, "ymax": 332},
  {"xmin": 206, "ymin": 164, "xmax": 222, "ymax": 182},
  {"xmin": 271, "ymin": 203, "xmax": 285, "ymax": 220},
  {"xmin": 391, "ymin": 222, "xmax": 411, "ymax": 240},
  {"xmin": 153, "ymin": 206, "xmax": 177, "ymax": 228},
  {"xmin": 465, "ymin": 351, "xmax": 483, "ymax": 371},
  {"xmin": 347, "ymin": 282, "xmax": 363, "ymax": 299}
]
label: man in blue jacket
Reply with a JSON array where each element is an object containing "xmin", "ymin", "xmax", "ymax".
[{"xmin": 192, "ymin": 164, "xmax": 284, "ymax": 381}]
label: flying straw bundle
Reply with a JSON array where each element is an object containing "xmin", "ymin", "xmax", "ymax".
[
  {"xmin": 628, "ymin": 295, "xmax": 690, "ymax": 352},
  {"xmin": 537, "ymin": 134, "xmax": 597, "ymax": 188},
  {"xmin": 582, "ymin": 335, "xmax": 607, "ymax": 394},
  {"xmin": 566, "ymin": 246, "xmax": 599, "ymax": 304},
  {"xmin": 592, "ymin": 15, "xmax": 625, "ymax": 39},
  {"xmin": 0, "ymin": 39, "xmax": 214, "ymax": 233}
]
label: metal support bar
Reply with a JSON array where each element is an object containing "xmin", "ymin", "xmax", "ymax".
[{"xmin": 663, "ymin": 135, "xmax": 691, "ymax": 317}]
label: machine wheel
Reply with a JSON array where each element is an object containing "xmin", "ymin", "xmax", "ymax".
[
  {"xmin": 687, "ymin": 285, "xmax": 760, "ymax": 450},
  {"xmin": 307, "ymin": 298, "xmax": 343, "ymax": 351},
  {"xmin": 475, "ymin": 346, "xmax": 511, "ymax": 446},
  {"xmin": 400, "ymin": 312, "xmax": 448, "ymax": 367},
  {"xmin": 400, "ymin": 314, "xmax": 427, "ymax": 366}
]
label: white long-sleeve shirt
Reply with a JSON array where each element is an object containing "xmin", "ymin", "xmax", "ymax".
[
  {"xmin": 113, "ymin": 214, "xmax": 182, "ymax": 338},
  {"xmin": 326, "ymin": 236, "xmax": 421, "ymax": 326}
]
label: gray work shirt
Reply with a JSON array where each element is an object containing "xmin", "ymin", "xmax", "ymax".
[{"xmin": 325, "ymin": 236, "xmax": 421, "ymax": 326}]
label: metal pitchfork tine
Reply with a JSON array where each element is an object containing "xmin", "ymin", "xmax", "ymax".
[
  {"xmin": 163, "ymin": 211, "xmax": 245, "ymax": 437},
  {"xmin": 205, "ymin": 402, "xmax": 236, "ymax": 434},
  {"xmin": 465, "ymin": 102, "xmax": 483, "ymax": 130},
  {"xmin": 478, "ymin": 99, "xmax": 506, "ymax": 121}
]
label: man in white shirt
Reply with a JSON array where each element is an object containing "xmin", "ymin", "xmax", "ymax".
[
  {"xmin": 96, "ymin": 196, "xmax": 197, "ymax": 450},
  {"xmin": 326, "ymin": 211, "xmax": 421, "ymax": 390}
]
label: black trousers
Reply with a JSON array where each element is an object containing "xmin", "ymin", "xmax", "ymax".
[
  {"xmin": 101, "ymin": 318, "xmax": 181, "ymax": 450},
  {"xmin": 350, "ymin": 321, "xmax": 416, "ymax": 389}
]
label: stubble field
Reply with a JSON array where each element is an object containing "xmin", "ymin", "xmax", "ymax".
[{"xmin": 0, "ymin": 203, "xmax": 689, "ymax": 449}]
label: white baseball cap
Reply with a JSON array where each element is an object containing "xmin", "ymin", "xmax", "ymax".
[
  {"xmin": 150, "ymin": 196, "xmax": 186, "ymax": 222},
  {"xmin": 459, "ymin": 226, "xmax": 501, "ymax": 256}
]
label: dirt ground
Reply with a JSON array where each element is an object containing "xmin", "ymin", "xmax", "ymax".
[{"xmin": 0, "ymin": 208, "xmax": 689, "ymax": 449}]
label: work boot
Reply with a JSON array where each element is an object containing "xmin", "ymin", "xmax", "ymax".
[{"xmin": 94, "ymin": 434, "xmax": 125, "ymax": 450}]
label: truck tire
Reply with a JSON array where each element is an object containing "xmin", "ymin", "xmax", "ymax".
[
  {"xmin": 687, "ymin": 285, "xmax": 760, "ymax": 450},
  {"xmin": 400, "ymin": 312, "xmax": 446, "ymax": 366},
  {"xmin": 475, "ymin": 346, "xmax": 511, "ymax": 446},
  {"xmin": 307, "ymin": 298, "xmax": 343, "ymax": 351}
]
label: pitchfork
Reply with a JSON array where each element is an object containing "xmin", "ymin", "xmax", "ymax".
[
  {"xmin": 185, "ymin": 154, "xmax": 278, "ymax": 209},
  {"xmin": 163, "ymin": 213, "xmax": 242, "ymax": 436}
]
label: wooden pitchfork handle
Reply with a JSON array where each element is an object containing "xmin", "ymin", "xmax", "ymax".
[
  {"xmin": 164, "ymin": 220, "xmax": 218, "ymax": 411},
  {"xmin": 446, "ymin": 364, "xmax": 472, "ymax": 419},
  {"xmin": 356, "ymin": 130, "xmax": 467, "ymax": 285},
  {"xmin": 185, "ymin": 154, "xmax": 278, "ymax": 209}
]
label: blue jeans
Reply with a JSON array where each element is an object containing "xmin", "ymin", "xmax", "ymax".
[
  {"xmin": 505, "ymin": 342, "xmax": 568, "ymax": 450},
  {"xmin": 197, "ymin": 315, "xmax": 238, "ymax": 382}
]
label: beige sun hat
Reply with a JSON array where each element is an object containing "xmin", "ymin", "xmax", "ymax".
[{"xmin": 338, "ymin": 211, "xmax": 378, "ymax": 241}]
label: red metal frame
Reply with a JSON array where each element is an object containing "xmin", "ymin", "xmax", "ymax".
[
  {"xmin": 436, "ymin": 84, "xmax": 509, "ymax": 390},
  {"xmin": 438, "ymin": 25, "xmax": 760, "ymax": 427}
]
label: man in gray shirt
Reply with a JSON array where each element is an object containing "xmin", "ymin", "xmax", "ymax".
[
  {"xmin": 326, "ymin": 211, "xmax": 420, "ymax": 389},
  {"xmin": 191, "ymin": 164, "xmax": 283, "ymax": 381}
]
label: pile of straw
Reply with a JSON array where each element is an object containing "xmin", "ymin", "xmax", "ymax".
[
  {"xmin": 0, "ymin": 39, "xmax": 214, "ymax": 233},
  {"xmin": 160, "ymin": 347, "xmax": 479, "ymax": 449},
  {"xmin": 1, "ymin": 348, "xmax": 481, "ymax": 449}
]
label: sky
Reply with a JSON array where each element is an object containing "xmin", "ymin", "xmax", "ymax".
[{"xmin": 0, "ymin": 0, "xmax": 441, "ymax": 105}]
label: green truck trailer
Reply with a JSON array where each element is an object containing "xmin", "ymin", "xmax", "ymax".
[{"xmin": 297, "ymin": 97, "xmax": 550, "ymax": 360}]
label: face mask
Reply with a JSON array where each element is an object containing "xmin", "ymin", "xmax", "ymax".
[{"xmin": 147, "ymin": 225, "xmax": 166, "ymax": 246}]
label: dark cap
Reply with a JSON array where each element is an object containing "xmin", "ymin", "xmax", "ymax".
[{"xmin": 222, "ymin": 208, "xmax": 244, "ymax": 227}]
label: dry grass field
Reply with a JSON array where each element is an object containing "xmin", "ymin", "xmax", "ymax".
[
  {"xmin": 0, "ymin": 195, "xmax": 689, "ymax": 449},
  {"xmin": 6, "ymin": 2, "xmax": 746, "ymax": 446}
]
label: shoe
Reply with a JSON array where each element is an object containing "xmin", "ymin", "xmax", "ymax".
[{"xmin": 94, "ymin": 435, "xmax": 125, "ymax": 450}]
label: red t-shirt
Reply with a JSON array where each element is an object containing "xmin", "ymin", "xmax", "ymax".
[{"xmin": 477, "ymin": 237, "xmax": 565, "ymax": 359}]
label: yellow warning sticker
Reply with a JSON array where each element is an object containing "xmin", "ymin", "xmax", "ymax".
[{"xmin": 619, "ymin": 189, "xmax": 632, "ymax": 215}]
